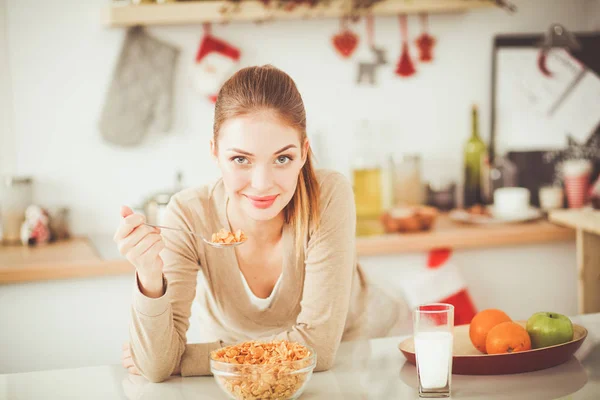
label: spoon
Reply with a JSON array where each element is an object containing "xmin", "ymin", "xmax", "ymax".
[{"xmin": 144, "ymin": 223, "xmax": 246, "ymax": 248}]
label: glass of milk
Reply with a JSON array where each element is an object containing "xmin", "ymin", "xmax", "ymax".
[{"xmin": 413, "ymin": 303, "xmax": 454, "ymax": 398}]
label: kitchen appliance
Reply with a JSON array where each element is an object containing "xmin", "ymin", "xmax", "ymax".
[{"xmin": 141, "ymin": 171, "xmax": 183, "ymax": 225}]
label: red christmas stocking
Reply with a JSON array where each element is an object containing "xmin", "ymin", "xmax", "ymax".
[
  {"xmin": 192, "ymin": 24, "xmax": 241, "ymax": 103},
  {"xmin": 400, "ymin": 248, "xmax": 478, "ymax": 327}
]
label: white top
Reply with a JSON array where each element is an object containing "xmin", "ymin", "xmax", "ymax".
[{"xmin": 239, "ymin": 271, "xmax": 283, "ymax": 311}]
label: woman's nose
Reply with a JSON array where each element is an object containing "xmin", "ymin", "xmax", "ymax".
[{"xmin": 251, "ymin": 166, "xmax": 274, "ymax": 191}]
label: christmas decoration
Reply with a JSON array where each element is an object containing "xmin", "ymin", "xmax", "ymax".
[
  {"xmin": 20, "ymin": 205, "xmax": 51, "ymax": 246},
  {"xmin": 356, "ymin": 14, "xmax": 387, "ymax": 85},
  {"xmin": 98, "ymin": 26, "xmax": 180, "ymax": 147},
  {"xmin": 400, "ymin": 248, "xmax": 477, "ymax": 326},
  {"xmin": 415, "ymin": 13, "xmax": 436, "ymax": 62},
  {"xmin": 348, "ymin": 0, "xmax": 385, "ymax": 22},
  {"xmin": 395, "ymin": 14, "xmax": 416, "ymax": 77},
  {"xmin": 192, "ymin": 23, "xmax": 241, "ymax": 103},
  {"xmin": 332, "ymin": 17, "xmax": 359, "ymax": 58}
]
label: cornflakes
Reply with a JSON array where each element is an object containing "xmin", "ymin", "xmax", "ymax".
[
  {"xmin": 210, "ymin": 340, "xmax": 314, "ymax": 400},
  {"xmin": 211, "ymin": 228, "xmax": 247, "ymax": 244}
]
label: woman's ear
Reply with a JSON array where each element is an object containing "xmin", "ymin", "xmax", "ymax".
[
  {"xmin": 302, "ymin": 138, "xmax": 310, "ymax": 164},
  {"xmin": 210, "ymin": 139, "xmax": 218, "ymax": 161}
]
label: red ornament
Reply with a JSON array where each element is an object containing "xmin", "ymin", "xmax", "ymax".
[
  {"xmin": 395, "ymin": 15, "xmax": 416, "ymax": 77},
  {"xmin": 332, "ymin": 17, "xmax": 359, "ymax": 58},
  {"xmin": 415, "ymin": 13, "xmax": 436, "ymax": 62},
  {"xmin": 537, "ymin": 50, "xmax": 553, "ymax": 77}
]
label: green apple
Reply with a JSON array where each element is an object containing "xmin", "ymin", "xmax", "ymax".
[{"xmin": 526, "ymin": 312, "xmax": 574, "ymax": 349}]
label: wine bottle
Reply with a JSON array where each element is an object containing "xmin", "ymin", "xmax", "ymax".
[{"xmin": 463, "ymin": 105, "xmax": 487, "ymax": 208}]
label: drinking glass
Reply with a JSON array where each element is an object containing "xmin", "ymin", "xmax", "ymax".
[{"xmin": 413, "ymin": 303, "xmax": 454, "ymax": 398}]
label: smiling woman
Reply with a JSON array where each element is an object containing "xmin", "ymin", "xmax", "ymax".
[{"xmin": 114, "ymin": 65, "xmax": 401, "ymax": 383}]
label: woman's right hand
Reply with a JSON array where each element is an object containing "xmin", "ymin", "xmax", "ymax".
[{"xmin": 114, "ymin": 205, "xmax": 165, "ymax": 298}]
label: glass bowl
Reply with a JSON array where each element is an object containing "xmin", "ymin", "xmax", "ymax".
[{"xmin": 210, "ymin": 344, "xmax": 316, "ymax": 400}]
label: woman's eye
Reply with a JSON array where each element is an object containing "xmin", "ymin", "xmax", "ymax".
[
  {"xmin": 275, "ymin": 155, "xmax": 292, "ymax": 165},
  {"xmin": 232, "ymin": 156, "xmax": 249, "ymax": 165}
]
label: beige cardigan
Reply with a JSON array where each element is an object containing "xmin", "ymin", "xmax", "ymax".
[{"xmin": 129, "ymin": 170, "xmax": 371, "ymax": 382}]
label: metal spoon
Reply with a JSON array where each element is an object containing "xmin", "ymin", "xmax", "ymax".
[{"xmin": 144, "ymin": 223, "xmax": 246, "ymax": 248}]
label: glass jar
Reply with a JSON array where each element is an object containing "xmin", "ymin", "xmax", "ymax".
[
  {"xmin": 351, "ymin": 121, "xmax": 384, "ymax": 236},
  {"xmin": 393, "ymin": 154, "xmax": 423, "ymax": 207},
  {"xmin": 0, "ymin": 176, "xmax": 33, "ymax": 245}
]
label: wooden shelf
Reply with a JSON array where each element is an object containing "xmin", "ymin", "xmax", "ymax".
[
  {"xmin": 356, "ymin": 214, "xmax": 575, "ymax": 256},
  {"xmin": 103, "ymin": 0, "xmax": 496, "ymax": 27}
]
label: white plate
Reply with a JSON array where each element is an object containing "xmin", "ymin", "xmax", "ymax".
[
  {"xmin": 449, "ymin": 207, "xmax": 543, "ymax": 225},
  {"xmin": 488, "ymin": 206, "xmax": 543, "ymax": 222}
]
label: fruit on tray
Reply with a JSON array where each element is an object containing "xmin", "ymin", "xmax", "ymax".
[
  {"xmin": 469, "ymin": 309, "xmax": 512, "ymax": 353},
  {"xmin": 526, "ymin": 312, "xmax": 574, "ymax": 349},
  {"xmin": 485, "ymin": 321, "xmax": 532, "ymax": 354}
]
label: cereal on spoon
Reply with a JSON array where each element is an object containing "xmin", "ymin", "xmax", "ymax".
[{"xmin": 212, "ymin": 228, "xmax": 247, "ymax": 244}]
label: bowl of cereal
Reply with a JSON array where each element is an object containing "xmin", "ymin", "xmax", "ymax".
[{"xmin": 210, "ymin": 340, "xmax": 316, "ymax": 400}]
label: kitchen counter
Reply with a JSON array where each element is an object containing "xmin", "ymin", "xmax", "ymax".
[
  {"xmin": 0, "ymin": 215, "xmax": 575, "ymax": 284},
  {"xmin": 0, "ymin": 237, "xmax": 132, "ymax": 284},
  {"xmin": 356, "ymin": 214, "xmax": 574, "ymax": 256},
  {"xmin": 1, "ymin": 312, "xmax": 598, "ymax": 399},
  {"xmin": 550, "ymin": 208, "xmax": 600, "ymax": 314}
]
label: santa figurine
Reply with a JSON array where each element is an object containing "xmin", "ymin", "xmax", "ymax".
[
  {"xmin": 20, "ymin": 205, "xmax": 51, "ymax": 246},
  {"xmin": 192, "ymin": 24, "xmax": 241, "ymax": 103}
]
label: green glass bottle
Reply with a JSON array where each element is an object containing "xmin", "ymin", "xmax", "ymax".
[{"xmin": 463, "ymin": 105, "xmax": 487, "ymax": 208}]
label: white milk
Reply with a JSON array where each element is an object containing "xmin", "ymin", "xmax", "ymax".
[{"xmin": 414, "ymin": 331, "xmax": 453, "ymax": 389}]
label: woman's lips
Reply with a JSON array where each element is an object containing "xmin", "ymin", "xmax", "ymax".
[{"xmin": 245, "ymin": 194, "xmax": 279, "ymax": 209}]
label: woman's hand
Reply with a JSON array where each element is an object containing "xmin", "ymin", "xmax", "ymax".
[
  {"xmin": 122, "ymin": 342, "xmax": 140, "ymax": 375},
  {"xmin": 113, "ymin": 205, "xmax": 165, "ymax": 298}
]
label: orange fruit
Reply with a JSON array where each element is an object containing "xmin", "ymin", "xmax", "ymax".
[
  {"xmin": 485, "ymin": 321, "xmax": 532, "ymax": 354},
  {"xmin": 469, "ymin": 309, "xmax": 512, "ymax": 353}
]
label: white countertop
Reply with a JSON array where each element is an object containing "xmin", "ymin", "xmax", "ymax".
[{"xmin": 1, "ymin": 313, "xmax": 599, "ymax": 400}]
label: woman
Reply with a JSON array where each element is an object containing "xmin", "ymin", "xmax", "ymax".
[{"xmin": 115, "ymin": 65, "xmax": 395, "ymax": 383}]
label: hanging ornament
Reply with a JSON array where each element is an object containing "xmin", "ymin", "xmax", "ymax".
[
  {"xmin": 192, "ymin": 23, "xmax": 241, "ymax": 103},
  {"xmin": 332, "ymin": 17, "xmax": 359, "ymax": 58},
  {"xmin": 395, "ymin": 14, "xmax": 416, "ymax": 77},
  {"xmin": 415, "ymin": 13, "xmax": 436, "ymax": 62},
  {"xmin": 356, "ymin": 14, "xmax": 388, "ymax": 85}
]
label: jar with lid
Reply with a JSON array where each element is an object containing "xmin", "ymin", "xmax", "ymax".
[{"xmin": 0, "ymin": 176, "xmax": 33, "ymax": 245}]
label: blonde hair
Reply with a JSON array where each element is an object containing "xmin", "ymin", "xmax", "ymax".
[{"xmin": 213, "ymin": 65, "xmax": 320, "ymax": 255}]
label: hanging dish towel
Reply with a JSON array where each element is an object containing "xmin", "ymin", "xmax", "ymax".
[{"xmin": 98, "ymin": 26, "xmax": 180, "ymax": 147}]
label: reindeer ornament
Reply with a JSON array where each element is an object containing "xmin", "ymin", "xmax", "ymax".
[
  {"xmin": 357, "ymin": 46, "xmax": 388, "ymax": 85},
  {"xmin": 356, "ymin": 15, "xmax": 387, "ymax": 86}
]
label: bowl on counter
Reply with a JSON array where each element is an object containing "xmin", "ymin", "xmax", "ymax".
[
  {"xmin": 210, "ymin": 342, "xmax": 317, "ymax": 400},
  {"xmin": 381, "ymin": 206, "xmax": 439, "ymax": 233}
]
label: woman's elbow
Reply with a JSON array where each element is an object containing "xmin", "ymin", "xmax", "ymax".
[
  {"xmin": 141, "ymin": 366, "xmax": 173, "ymax": 383},
  {"xmin": 314, "ymin": 348, "xmax": 336, "ymax": 372}
]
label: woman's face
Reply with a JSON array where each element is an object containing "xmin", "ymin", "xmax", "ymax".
[{"xmin": 213, "ymin": 111, "xmax": 308, "ymax": 222}]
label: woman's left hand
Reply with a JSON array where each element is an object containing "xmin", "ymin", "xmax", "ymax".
[{"xmin": 122, "ymin": 342, "xmax": 140, "ymax": 375}]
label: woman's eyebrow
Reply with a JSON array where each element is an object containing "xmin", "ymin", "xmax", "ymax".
[
  {"xmin": 274, "ymin": 144, "xmax": 296, "ymax": 154},
  {"xmin": 226, "ymin": 144, "xmax": 297, "ymax": 156}
]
